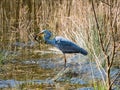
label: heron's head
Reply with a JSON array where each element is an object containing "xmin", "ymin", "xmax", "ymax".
[{"xmin": 34, "ymin": 30, "xmax": 52, "ymax": 43}]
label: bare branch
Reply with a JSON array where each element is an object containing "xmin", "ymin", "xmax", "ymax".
[
  {"xmin": 110, "ymin": 71, "xmax": 120, "ymax": 87},
  {"xmin": 99, "ymin": 0, "xmax": 111, "ymax": 6}
]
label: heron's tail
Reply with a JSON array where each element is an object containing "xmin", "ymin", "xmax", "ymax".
[{"xmin": 79, "ymin": 48, "xmax": 88, "ymax": 55}]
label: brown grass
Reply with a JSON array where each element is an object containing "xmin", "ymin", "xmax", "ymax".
[{"xmin": 0, "ymin": 0, "xmax": 120, "ymax": 90}]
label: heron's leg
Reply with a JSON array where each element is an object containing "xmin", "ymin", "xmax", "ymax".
[{"xmin": 64, "ymin": 54, "xmax": 67, "ymax": 67}]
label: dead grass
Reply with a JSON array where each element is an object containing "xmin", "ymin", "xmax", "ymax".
[{"xmin": 0, "ymin": 0, "xmax": 120, "ymax": 90}]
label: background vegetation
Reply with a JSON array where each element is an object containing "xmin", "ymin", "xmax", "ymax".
[{"xmin": 0, "ymin": 0, "xmax": 120, "ymax": 90}]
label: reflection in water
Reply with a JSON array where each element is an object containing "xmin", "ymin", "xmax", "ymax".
[
  {"xmin": 0, "ymin": 47, "xmax": 119, "ymax": 89},
  {"xmin": 0, "ymin": 47, "xmax": 89, "ymax": 90}
]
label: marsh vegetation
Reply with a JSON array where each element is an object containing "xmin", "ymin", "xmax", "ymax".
[{"xmin": 0, "ymin": 0, "xmax": 120, "ymax": 90}]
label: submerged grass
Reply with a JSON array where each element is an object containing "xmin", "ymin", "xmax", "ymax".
[{"xmin": 93, "ymin": 82, "xmax": 106, "ymax": 90}]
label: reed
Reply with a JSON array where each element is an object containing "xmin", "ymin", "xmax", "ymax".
[{"xmin": 0, "ymin": 0, "xmax": 119, "ymax": 90}]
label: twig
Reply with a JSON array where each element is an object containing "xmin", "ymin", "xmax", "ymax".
[
  {"xmin": 91, "ymin": 0, "xmax": 110, "ymax": 68},
  {"xmin": 91, "ymin": 0, "xmax": 108, "ymax": 57},
  {"xmin": 91, "ymin": 45, "xmax": 106, "ymax": 85},
  {"xmin": 91, "ymin": 0, "xmax": 100, "ymax": 30},
  {"xmin": 99, "ymin": 0, "xmax": 111, "ymax": 6},
  {"xmin": 91, "ymin": 0, "xmax": 112, "ymax": 89},
  {"xmin": 108, "ymin": 0, "xmax": 116, "ymax": 69},
  {"xmin": 110, "ymin": 71, "xmax": 120, "ymax": 87},
  {"xmin": 105, "ymin": 34, "xmax": 111, "ymax": 53}
]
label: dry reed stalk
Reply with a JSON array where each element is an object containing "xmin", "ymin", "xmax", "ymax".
[{"xmin": 0, "ymin": 1, "xmax": 119, "ymax": 89}]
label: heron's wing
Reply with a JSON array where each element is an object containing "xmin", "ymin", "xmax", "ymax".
[{"xmin": 55, "ymin": 36, "xmax": 88, "ymax": 55}]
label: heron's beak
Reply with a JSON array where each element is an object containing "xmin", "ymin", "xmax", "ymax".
[
  {"xmin": 34, "ymin": 31, "xmax": 44, "ymax": 43},
  {"xmin": 37, "ymin": 32, "xmax": 44, "ymax": 37}
]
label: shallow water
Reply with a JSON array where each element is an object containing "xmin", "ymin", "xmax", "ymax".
[
  {"xmin": 0, "ymin": 49, "xmax": 86, "ymax": 90},
  {"xmin": 0, "ymin": 45, "xmax": 120, "ymax": 90}
]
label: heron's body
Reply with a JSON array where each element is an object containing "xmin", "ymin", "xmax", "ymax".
[
  {"xmin": 35, "ymin": 30, "xmax": 88, "ymax": 66},
  {"xmin": 46, "ymin": 36, "xmax": 88, "ymax": 55}
]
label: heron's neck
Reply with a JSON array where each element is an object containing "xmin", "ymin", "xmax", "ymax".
[{"xmin": 45, "ymin": 38, "xmax": 55, "ymax": 46}]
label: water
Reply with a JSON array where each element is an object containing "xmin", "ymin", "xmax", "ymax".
[
  {"xmin": 0, "ymin": 43, "xmax": 119, "ymax": 90},
  {"xmin": 0, "ymin": 46, "xmax": 90, "ymax": 90}
]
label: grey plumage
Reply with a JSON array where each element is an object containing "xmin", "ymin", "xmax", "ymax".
[
  {"xmin": 54, "ymin": 36, "xmax": 88, "ymax": 55},
  {"xmin": 35, "ymin": 30, "xmax": 88, "ymax": 66},
  {"xmin": 40, "ymin": 30, "xmax": 88, "ymax": 55}
]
